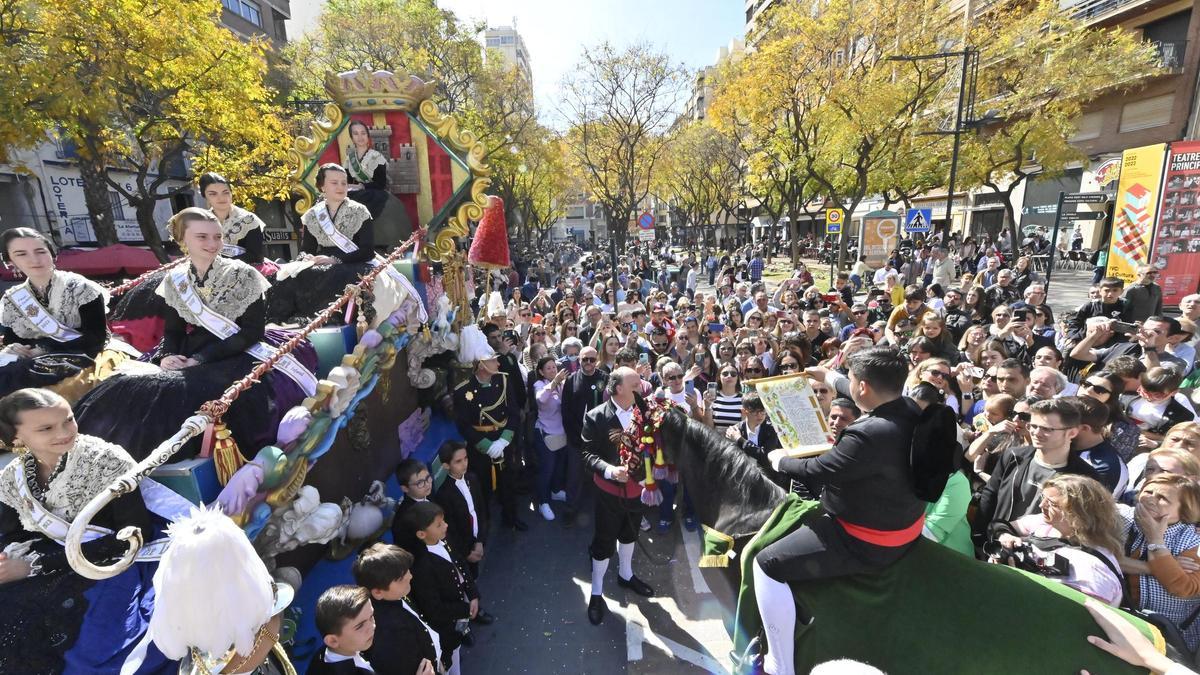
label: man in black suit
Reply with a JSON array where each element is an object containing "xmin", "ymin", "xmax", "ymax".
[
  {"xmin": 560, "ymin": 345, "xmax": 608, "ymax": 524},
  {"xmin": 755, "ymin": 347, "xmax": 923, "ymax": 675},
  {"xmin": 581, "ymin": 366, "xmax": 655, "ymax": 625}
]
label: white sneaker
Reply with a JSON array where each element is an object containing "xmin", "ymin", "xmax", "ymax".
[
  {"xmin": 551, "ymin": 490, "xmax": 567, "ymax": 502},
  {"xmin": 539, "ymin": 503, "xmax": 556, "ymax": 521},
  {"xmin": 640, "ymin": 516, "xmax": 652, "ymax": 532}
]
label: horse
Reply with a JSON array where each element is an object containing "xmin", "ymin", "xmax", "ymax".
[{"xmin": 656, "ymin": 408, "xmax": 1172, "ymax": 675}]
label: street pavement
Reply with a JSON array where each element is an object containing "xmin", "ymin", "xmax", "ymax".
[{"xmin": 461, "ymin": 497, "xmax": 736, "ymax": 675}]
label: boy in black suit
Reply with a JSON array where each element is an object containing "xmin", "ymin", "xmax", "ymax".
[
  {"xmin": 407, "ymin": 501, "xmax": 478, "ymax": 675},
  {"xmin": 432, "ymin": 441, "xmax": 488, "ymax": 577},
  {"xmin": 390, "ymin": 458, "xmax": 434, "ymax": 559},
  {"xmin": 307, "ymin": 585, "xmax": 377, "ymax": 675},
  {"xmin": 352, "ymin": 543, "xmax": 440, "ymax": 675}
]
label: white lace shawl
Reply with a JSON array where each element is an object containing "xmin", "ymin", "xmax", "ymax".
[
  {"xmin": 300, "ymin": 199, "xmax": 371, "ymax": 250},
  {"xmin": 0, "ymin": 271, "xmax": 104, "ymax": 340},
  {"xmin": 154, "ymin": 256, "xmax": 271, "ymax": 324},
  {"xmin": 0, "ymin": 434, "xmax": 135, "ymax": 531},
  {"xmin": 346, "ymin": 146, "xmax": 387, "ymax": 184},
  {"xmin": 218, "ymin": 205, "xmax": 266, "ymax": 245}
]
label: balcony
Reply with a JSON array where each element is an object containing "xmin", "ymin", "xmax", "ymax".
[
  {"xmin": 1153, "ymin": 39, "xmax": 1187, "ymax": 73},
  {"xmin": 1062, "ymin": 0, "xmax": 1163, "ymax": 26}
]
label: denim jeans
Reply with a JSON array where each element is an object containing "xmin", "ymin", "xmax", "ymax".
[
  {"xmin": 534, "ymin": 428, "xmax": 567, "ymax": 504},
  {"xmin": 656, "ymin": 477, "xmax": 696, "ymax": 524}
]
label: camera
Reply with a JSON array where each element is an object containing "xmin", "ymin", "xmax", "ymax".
[
  {"xmin": 983, "ymin": 540, "xmax": 1070, "ymax": 577},
  {"xmin": 455, "ymin": 618, "xmax": 472, "ymax": 636}
]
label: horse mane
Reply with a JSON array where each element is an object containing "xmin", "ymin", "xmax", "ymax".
[{"xmin": 660, "ymin": 408, "xmax": 786, "ymax": 514}]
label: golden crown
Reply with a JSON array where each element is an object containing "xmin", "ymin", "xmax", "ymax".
[{"xmin": 324, "ymin": 69, "xmax": 438, "ymax": 113}]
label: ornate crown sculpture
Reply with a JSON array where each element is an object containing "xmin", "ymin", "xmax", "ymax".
[{"xmin": 324, "ymin": 69, "xmax": 439, "ymax": 113}]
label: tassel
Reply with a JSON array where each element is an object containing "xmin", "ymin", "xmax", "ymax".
[
  {"xmin": 641, "ymin": 486, "xmax": 662, "ymax": 506},
  {"xmin": 211, "ymin": 423, "xmax": 246, "ymax": 485},
  {"xmin": 655, "ymin": 447, "xmax": 665, "ymax": 467},
  {"xmin": 642, "ymin": 459, "xmax": 656, "ymax": 488},
  {"xmin": 653, "ymin": 465, "xmax": 668, "ymax": 481},
  {"xmin": 666, "ymin": 465, "xmax": 679, "ymax": 484}
]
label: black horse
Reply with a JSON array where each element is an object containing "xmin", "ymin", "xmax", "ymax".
[{"xmin": 656, "ymin": 408, "xmax": 1170, "ymax": 675}]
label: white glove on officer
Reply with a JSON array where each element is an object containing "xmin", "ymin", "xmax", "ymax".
[{"xmin": 487, "ymin": 438, "xmax": 509, "ymax": 459}]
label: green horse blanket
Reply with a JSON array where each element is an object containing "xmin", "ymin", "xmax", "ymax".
[{"xmin": 727, "ymin": 495, "xmax": 1165, "ymax": 674}]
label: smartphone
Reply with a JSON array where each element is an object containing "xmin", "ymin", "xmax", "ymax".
[
  {"xmin": 1012, "ymin": 309, "xmax": 1028, "ymax": 322},
  {"xmin": 639, "ymin": 352, "xmax": 650, "ymax": 365},
  {"xmin": 1112, "ymin": 321, "xmax": 1138, "ymax": 335},
  {"xmin": 685, "ymin": 379, "xmax": 695, "ymax": 395},
  {"xmin": 971, "ymin": 367, "xmax": 985, "ymax": 379},
  {"xmin": 707, "ymin": 382, "xmax": 718, "ymax": 395},
  {"xmin": 822, "ymin": 293, "xmax": 840, "ymax": 303},
  {"xmin": 708, "ymin": 322, "xmax": 726, "ymax": 333}
]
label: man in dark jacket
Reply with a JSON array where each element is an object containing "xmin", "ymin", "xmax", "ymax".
[
  {"xmin": 354, "ymin": 544, "xmax": 442, "ymax": 675},
  {"xmin": 560, "ymin": 346, "xmax": 608, "ymax": 523},
  {"xmin": 755, "ymin": 347, "xmax": 922, "ymax": 675},
  {"xmin": 1123, "ymin": 265, "xmax": 1163, "ymax": 323},
  {"xmin": 973, "ymin": 398, "xmax": 1100, "ymax": 541},
  {"xmin": 580, "ymin": 367, "xmax": 655, "ymax": 626}
]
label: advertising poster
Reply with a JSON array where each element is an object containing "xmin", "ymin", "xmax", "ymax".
[
  {"xmin": 752, "ymin": 374, "xmax": 833, "ymax": 458},
  {"xmin": 860, "ymin": 210, "xmax": 901, "ymax": 267},
  {"xmin": 1153, "ymin": 141, "xmax": 1200, "ymax": 305},
  {"xmin": 1106, "ymin": 143, "xmax": 1167, "ymax": 283}
]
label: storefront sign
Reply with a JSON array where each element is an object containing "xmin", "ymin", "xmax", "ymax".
[
  {"xmin": 1152, "ymin": 141, "xmax": 1200, "ymax": 304},
  {"xmin": 1106, "ymin": 144, "xmax": 1168, "ymax": 284}
]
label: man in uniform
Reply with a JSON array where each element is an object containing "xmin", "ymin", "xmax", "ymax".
[
  {"xmin": 756, "ymin": 347, "xmax": 922, "ymax": 675},
  {"xmin": 580, "ymin": 367, "xmax": 655, "ymax": 625},
  {"xmin": 453, "ymin": 325, "xmax": 527, "ymax": 532}
]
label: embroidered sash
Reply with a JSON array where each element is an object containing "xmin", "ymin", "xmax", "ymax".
[
  {"xmin": 313, "ymin": 202, "xmax": 358, "ymax": 254},
  {"xmin": 346, "ymin": 148, "xmax": 374, "ymax": 183},
  {"xmin": 220, "ymin": 243, "xmax": 246, "ymax": 258},
  {"xmin": 12, "ymin": 462, "xmax": 167, "ymax": 561},
  {"xmin": 10, "ymin": 286, "xmax": 82, "ymax": 342},
  {"xmin": 169, "ymin": 269, "xmax": 318, "ymax": 396}
]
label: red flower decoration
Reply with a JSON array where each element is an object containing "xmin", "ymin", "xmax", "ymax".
[{"xmin": 467, "ymin": 195, "xmax": 511, "ymax": 269}]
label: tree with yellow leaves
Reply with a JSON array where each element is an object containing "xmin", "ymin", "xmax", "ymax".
[
  {"xmin": 955, "ymin": 0, "xmax": 1161, "ymax": 249},
  {"xmin": 0, "ymin": 0, "xmax": 293, "ymax": 260}
]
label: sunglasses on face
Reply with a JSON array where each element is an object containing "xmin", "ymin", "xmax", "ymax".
[
  {"xmin": 721, "ymin": 371, "xmax": 738, "ymax": 377},
  {"xmin": 928, "ymin": 370, "xmax": 951, "ymax": 379},
  {"xmin": 666, "ymin": 374, "xmax": 683, "ymax": 381},
  {"xmin": 581, "ymin": 357, "xmax": 597, "ymax": 363},
  {"xmin": 780, "ymin": 363, "xmax": 799, "ymax": 372},
  {"xmin": 1012, "ymin": 412, "xmax": 1031, "ymax": 422},
  {"xmin": 1083, "ymin": 381, "xmax": 1112, "ymax": 395}
]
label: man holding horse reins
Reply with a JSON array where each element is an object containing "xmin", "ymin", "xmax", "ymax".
[
  {"xmin": 580, "ymin": 366, "xmax": 656, "ymax": 625},
  {"xmin": 756, "ymin": 347, "xmax": 925, "ymax": 675}
]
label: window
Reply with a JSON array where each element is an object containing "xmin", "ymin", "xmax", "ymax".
[
  {"xmin": 500, "ymin": 35, "xmax": 515, "ymax": 45},
  {"xmin": 223, "ymin": 0, "xmax": 261, "ymax": 27},
  {"xmin": 486, "ymin": 37, "xmax": 501, "ymax": 46},
  {"xmin": 108, "ymin": 192, "xmax": 125, "ymax": 221},
  {"xmin": 1070, "ymin": 111, "xmax": 1104, "ymax": 141},
  {"xmin": 1119, "ymin": 94, "xmax": 1174, "ymax": 133}
]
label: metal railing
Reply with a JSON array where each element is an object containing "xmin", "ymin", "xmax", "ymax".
[
  {"xmin": 1153, "ymin": 39, "xmax": 1187, "ymax": 72},
  {"xmin": 1065, "ymin": 0, "xmax": 1150, "ymax": 24}
]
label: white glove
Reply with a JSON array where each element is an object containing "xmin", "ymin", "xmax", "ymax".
[
  {"xmin": 487, "ymin": 438, "xmax": 509, "ymax": 459},
  {"xmin": 767, "ymin": 449, "xmax": 788, "ymax": 472}
]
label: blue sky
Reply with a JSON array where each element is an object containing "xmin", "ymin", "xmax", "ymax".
[{"xmin": 438, "ymin": 0, "xmax": 746, "ymax": 121}]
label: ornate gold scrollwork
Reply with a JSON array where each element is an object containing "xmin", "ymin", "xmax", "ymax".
[{"xmin": 288, "ymin": 103, "xmax": 346, "ymax": 214}]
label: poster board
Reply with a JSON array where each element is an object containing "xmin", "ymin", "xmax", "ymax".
[
  {"xmin": 1152, "ymin": 141, "xmax": 1200, "ymax": 305},
  {"xmin": 1105, "ymin": 143, "xmax": 1167, "ymax": 283},
  {"xmin": 751, "ymin": 374, "xmax": 834, "ymax": 457},
  {"xmin": 860, "ymin": 210, "xmax": 901, "ymax": 267}
]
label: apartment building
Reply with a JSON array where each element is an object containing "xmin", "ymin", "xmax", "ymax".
[{"xmin": 483, "ymin": 25, "xmax": 533, "ymax": 86}]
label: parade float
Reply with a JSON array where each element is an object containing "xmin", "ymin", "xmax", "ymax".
[{"xmin": 58, "ymin": 68, "xmax": 496, "ymax": 669}]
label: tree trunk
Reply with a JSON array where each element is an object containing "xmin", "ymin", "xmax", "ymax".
[
  {"xmin": 1003, "ymin": 192, "xmax": 1020, "ymax": 263},
  {"xmin": 77, "ymin": 154, "xmax": 119, "ymax": 246},
  {"xmin": 788, "ymin": 208, "xmax": 800, "ymax": 266},
  {"xmin": 132, "ymin": 199, "xmax": 168, "ymax": 262}
]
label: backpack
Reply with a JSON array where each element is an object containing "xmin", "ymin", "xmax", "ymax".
[{"xmin": 910, "ymin": 401, "xmax": 962, "ymax": 502}]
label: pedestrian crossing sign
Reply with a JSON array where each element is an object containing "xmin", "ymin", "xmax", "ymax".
[{"xmin": 905, "ymin": 208, "xmax": 932, "ymax": 233}]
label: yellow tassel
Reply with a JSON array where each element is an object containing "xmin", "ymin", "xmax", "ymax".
[
  {"xmin": 655, "ymin": 448, "xmax": 665, "ymax": 467},
  {"xmin": 212, "ymin": 423, "xmax": 246, "ymax": 486},
  {"xmin": 643, "ymin": 461, "xmax": 655, "ymax": 487}
]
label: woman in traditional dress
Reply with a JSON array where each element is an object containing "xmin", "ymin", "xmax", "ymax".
[
  {"xmin": 0, "ymin": 228, "xmax": 114, "ymax": 399},
  {"xmin": 199, "ymin": 172, "xmax": 272, "ymax": 269},
  {"xmin": 267, "ymin": 163, "xmax": 376, "ymax": 323},
  {"xmin": 0, "ymin": 388, "xmax": 171, "ymax": 674},
  {"xmin": 344, "ymin": 120, "xmax": 390, "ymax": 219},
  {"xmin": 75, "ymin": 208, "xmax": 316, "ymax": 463}
]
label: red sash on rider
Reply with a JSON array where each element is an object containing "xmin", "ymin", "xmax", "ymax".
[
  {"xmin": 593, "ymin": 473, "xmax": 643, "ymax": 500},
  {"xmin": 837, "ymin": 514, "xmax": 925, "ymax": 547}
]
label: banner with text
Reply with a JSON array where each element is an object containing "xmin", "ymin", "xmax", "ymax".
[
  {"xmin": 1153, "ymin": 141, "xmax": 1200, "ymax": 305},
  {"xmin": 1106, "ymin": 143, "xmax": 1167, "ymax": 284}
]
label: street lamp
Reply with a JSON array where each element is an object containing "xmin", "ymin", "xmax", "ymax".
[{"xmin": 888, "ymin": 48, "xmax": 999, "ymax": 238}]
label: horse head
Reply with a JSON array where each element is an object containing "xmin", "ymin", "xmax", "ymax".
[{"xmin": 658, "ymin": 408, "xmax": 785, "ymax": 541}]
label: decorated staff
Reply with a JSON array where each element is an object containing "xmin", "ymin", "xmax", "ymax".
[
  {"xmin": 452, "ymin": 325, "xmax": 524, "ymax": 531},
  {"xmin": 579, "ymin": 366, "xmax": 656, "ymax": 626}
]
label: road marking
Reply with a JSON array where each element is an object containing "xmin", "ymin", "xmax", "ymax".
[
  {"xmin": 627, "ymin": 621, "xmax": 730, "ymax": 674},
  {"xmin": 680, "ymin": 530, "xmax": 713, "ymax": 595}
]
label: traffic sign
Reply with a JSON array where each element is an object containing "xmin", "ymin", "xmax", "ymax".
[
  {"xmin": 825, "ymin": 208, "xmax": 844, "ymax": 234},
  {"xmin": 638, "ymin": 212, "xmax": 655, "ymax": 229},
  {"xmin": 1062, "ymin": 192, "xmax": 1109, "ymax": 204},
  {"xmin": 905, "ymin": 208, "xmax": 933, "ymax": 233},
  {"xmin": 1060, "ymin": 210, "xmax": 1107, "ymax": 221}
]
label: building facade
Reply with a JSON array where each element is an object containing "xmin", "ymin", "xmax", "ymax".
[{"xmin": 483, "ymin": 25, "xmax": 533, "ymax": 86}]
